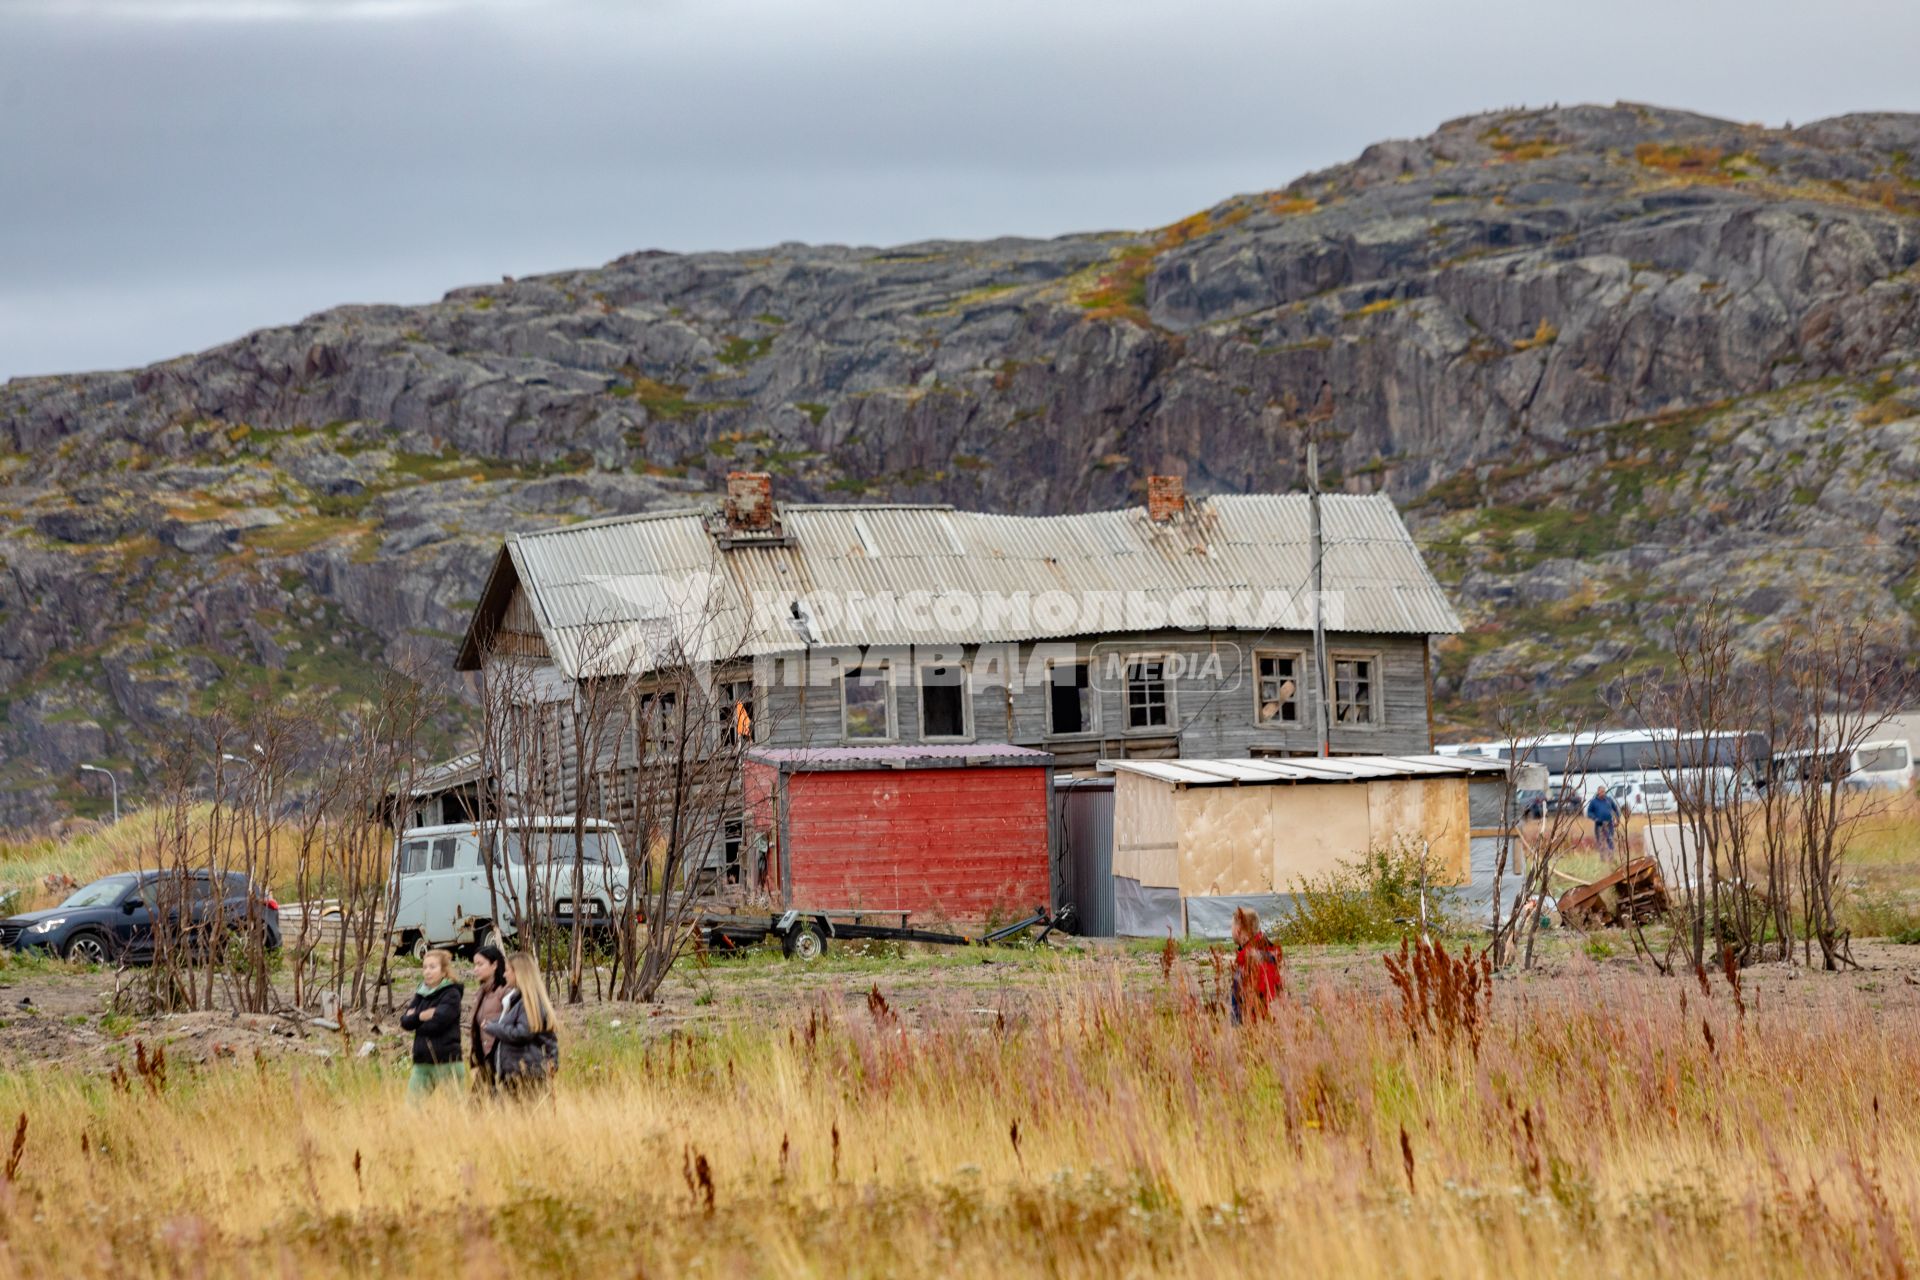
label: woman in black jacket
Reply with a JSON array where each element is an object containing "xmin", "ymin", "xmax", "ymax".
[
  {"xmin": 399, "ymin": 948, "xmax": 467, "ymax": 1098},
  {"xmin": 467, "ymin": 943, "xmax": 508, "ymax": 1093},
  {"xmin": 482, "ymin": 951, "xmax": 558, "ymax": 1096}
]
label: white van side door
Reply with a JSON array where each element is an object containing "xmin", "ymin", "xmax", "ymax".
[
  {"xmin": 451, "ymin": 833, "xmax": 495, "ymax": 943},
  {"xmin": 392, "ymin": 835, "xmax": 434, "ymax": 939}
]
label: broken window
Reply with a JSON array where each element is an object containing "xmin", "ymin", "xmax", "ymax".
[
  {"xmin": 1254, "ymin": 651, "xmax": 1301, "ymax": 725},
  {"xmin": 1046, "ymin": 660, "xmax": 1096, "ymax": 736},
  {"xmin": 1125, "ymin": 657, "xmax": 1170, "ymax": 730},
  {"xmin": 842, "ymin": 662, "xmax": 894, "ymax": 740},
  {"xmin": 1333, "ymin": 656, "xmax": 1376, "ymax": 725},
  {"xmin": 919, "ymin": 664, "xmax": 969, "ymax": 739},
  {"xmin": 720, "ymin": 679, "xmax": 754, "ymax": 745},
  {"xmin": 723, "ymin": 818, "xmax": 744, "ymax": 885},
  {"xmin": 632, "ymin": 690, "xmax": 679, "ymax": 757}
]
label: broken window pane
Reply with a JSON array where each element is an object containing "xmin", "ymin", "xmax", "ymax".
[
  {"xmin": 721, "ymin": 679, "xmax": 754, "ymax": 745},
  {"xmin": 1048, "ymin": 661, "xmax": 1095, "ymax": 735},
  {"xmin": 842, "ymin": 664, "xmax": 892, "ymax": 740},
  {"xmin": 919, "ymin": 665, "xmax": 968, "ymax": 738},
  {"xmin": 1333, "ymin": 657, "xmax": 1374, "ymax": 724},
  {"xmin": 1255, "ymin": 652, "xmax": 1300, "ymax": 724}
]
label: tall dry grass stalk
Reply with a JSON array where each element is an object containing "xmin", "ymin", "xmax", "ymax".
[{"xmin": 0, "ymin": 960, "xmax": 1916, "ymax": 1276}]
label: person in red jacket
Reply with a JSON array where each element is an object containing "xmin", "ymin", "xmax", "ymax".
[{"xmin": 1230, "ymin": 907, "xmax": 1283, "ymax": 1024}]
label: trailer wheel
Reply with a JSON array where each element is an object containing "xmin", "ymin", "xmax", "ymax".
[{"xmin": 781, "ymin": 921, "xmax": 828, "ymax": 961}]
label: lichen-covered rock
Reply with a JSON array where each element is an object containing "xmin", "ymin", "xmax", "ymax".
[{"xmin": 2, "ymin": 102, "xmax": 1919, "ymax": 818}]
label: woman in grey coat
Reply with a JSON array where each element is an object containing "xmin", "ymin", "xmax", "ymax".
[{"xmin": 482, "ymin": 951, "xmax": 558, "ymax": 1094}]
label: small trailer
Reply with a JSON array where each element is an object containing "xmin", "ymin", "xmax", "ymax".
[
  {"xmin": 702, "ymin": 904, "xmax": 1074, "ymax": 960},
  {"xmin": 722, "ymin": 744, "xmax": 1061, "ymax": 959}
]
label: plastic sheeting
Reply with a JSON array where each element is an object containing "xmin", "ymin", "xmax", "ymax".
[
  {"xmin": 1113, "ymin": 875, "xmax": 1182, "ymax": 938},
  {"xmin": 1468, "ymin": 779, "xmax": 1509, "ymax": 829},
  {"xmin": 1184, "ymin": 893, "xmax": 1301, "ymax": 940}
]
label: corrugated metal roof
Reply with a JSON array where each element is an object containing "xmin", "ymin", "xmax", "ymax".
[
  {"xmin": 748, "ymin": 744, "xmax": 1055, "ymax": 771},
  {"xmin": 405, "ymin": 752, "xmax": 485, "ymax": 796},
  {"xmin": 1102, "ymin": 754, "xmax": 1510, "ymax": 787},
  {"xmin": 486, "ymin": 493, "xmax": 1461, "ymax": 678}
]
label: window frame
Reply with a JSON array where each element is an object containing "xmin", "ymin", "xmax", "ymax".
[
  {"xmin": 916, "ymin": 662, "xmax": 974, "ymax": 743},
  {"xmin": 1043, "ymin": 657, "xmax": 1100, "ymax": 739},
  {"xmin": 840, "ymin": 659, "xmax": 897, "ymax": 743},
  {"xmin": 631, "ymin": 687, "xmax": 682, "ymax": 760},
  {"xmin": 1252, "ymin": 648, "xmax": 1304, "ymax": 728},
  {"xmin": 1122, "ymin": 652, "xmax": 1175, "ymax": 733},
  {"xmin": 1329, "ymin": 651, "xmax": 1381, "ymax": 727},
  {"xmin": 719, "ymin": 678, "xmax": 755, "ymax": 747},
  {"xmin": 398, "ymin": 839, "xmax": 431, "ymax": 876}
]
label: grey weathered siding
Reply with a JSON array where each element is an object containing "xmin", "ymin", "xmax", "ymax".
[{"xmin": 750, "ymin": 629, "xmax": 1434, "ymax": 759}]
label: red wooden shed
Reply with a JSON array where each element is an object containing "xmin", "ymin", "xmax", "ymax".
[{"xmin": 742, "ymin": 745, "xmax": 1055, "ymax": 926}]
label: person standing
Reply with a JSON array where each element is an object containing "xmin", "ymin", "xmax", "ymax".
[
  {"xmin": 1229, "ymin": 907, "xmax": 1283, "ymax": 1025},
  {"xmin": 483, "ymin": 951, "xmax": 559, "ymax": 1096},
  {"xmin": 467, "ymin": 943, "xmax": 508, "ymax": 1092},
  {"xmin": 1586, "ymin": 786, "xmax": 1621, "ymax": 853},
  {"xmin": 399, "ymin": 948, "xmax": 466, "ymax": 1098}
]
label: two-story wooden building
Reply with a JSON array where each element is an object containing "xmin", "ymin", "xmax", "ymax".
[{"xmin": 454, "ymin": 473, "xmax": 1461, "ymax": 774}]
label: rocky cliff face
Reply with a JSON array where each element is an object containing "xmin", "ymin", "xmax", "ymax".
[{"xmin": 4, "ymin": 103, "xmax": 1919, "ymax": 820}]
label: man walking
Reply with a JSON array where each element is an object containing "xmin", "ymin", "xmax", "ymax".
[{"xmin": 1586, "ymin": 786, "xmax": 1620, "ymax": 853}]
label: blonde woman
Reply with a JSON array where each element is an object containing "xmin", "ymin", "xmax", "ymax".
[
  {"xmin": 481, "ymin": 951, "xmax": 558, "ymax": 1094},
  {"xmin": 399, "ymin": 948, "xmax": 467, "ymax": 1097}
]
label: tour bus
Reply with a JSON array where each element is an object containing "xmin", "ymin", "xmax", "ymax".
[
  {"xmin": 1438, "ymin": 729, "xmax": 1770, "ymax": 805},
  {"xmin": 1768, "ymin": 739, "xmax": 1914, "ymax": 793}
]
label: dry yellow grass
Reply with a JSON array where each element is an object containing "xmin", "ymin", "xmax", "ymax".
[
  {"xmin": 0, "ymin": 806, "xmax": 388, "ymax": 909},
  {"xmin": 0, "ymin": 960, "xmax": 1916, "ymax": 1276}
]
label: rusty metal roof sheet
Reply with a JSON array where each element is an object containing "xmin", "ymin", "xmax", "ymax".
[
  {"xmin": 480, "ymin": 493, "xmax": 1461, "ymax": 677},
  {"xmin": 748, "ymin": 744, "xmax": 1055, "ymax": 771}
]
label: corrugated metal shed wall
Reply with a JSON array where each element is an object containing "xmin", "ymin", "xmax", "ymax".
[{"xmin": 1055, "ymin": 779, "xmax": 1115, "ymax": 936}]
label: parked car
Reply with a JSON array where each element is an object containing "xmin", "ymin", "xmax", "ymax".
[
  {"xmin": 0, "ymin": 870, "xmax": 281, "ymax": 965},
  {"xmin": 388, "ymin": 817, "xmax": 631, "ymax": 956},
  {"xmin": 1614, "ymin": 778, "xmax": 1678, "ymax": 817},
  {"xmin": 1520, "ymin": 786, "xmax": 1584, "ymax": 820}
]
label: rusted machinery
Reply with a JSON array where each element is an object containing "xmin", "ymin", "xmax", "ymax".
[{"xmin": 1559, "ymin": 857, "xmax": 1669, "ymax": 928}]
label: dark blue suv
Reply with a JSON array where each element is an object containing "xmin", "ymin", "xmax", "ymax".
[{"xmin": 0, "ymin": 870, "xmax": 280, "ymax": 965}]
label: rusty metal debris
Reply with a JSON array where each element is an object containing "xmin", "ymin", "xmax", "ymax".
[{"xmin": 1559, "ymin": 857, "xmax": 1669, "ymax": 928}]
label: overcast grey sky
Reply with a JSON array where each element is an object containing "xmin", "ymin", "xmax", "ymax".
[{"xmin": 3, "ymin": 0, "xmax": 1918, "ymax": 381}]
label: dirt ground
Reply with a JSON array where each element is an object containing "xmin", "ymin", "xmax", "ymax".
[{"xmin": 3, "ymin": 932, "xmax": 1918, "ymax": 1075}]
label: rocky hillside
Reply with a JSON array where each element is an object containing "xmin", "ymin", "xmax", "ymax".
[{"xmin": 5, "ymin": 102, "xmax": 1920, "ymax": 822}]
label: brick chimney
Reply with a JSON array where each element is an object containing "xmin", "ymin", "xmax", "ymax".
[
  {"xmin": 1146, "ymin": 474, "xmax": 1186, "ymax": 523},
  {"xmin": 724, "ymin": 471, "xmax": 774, "ymax": 532}
]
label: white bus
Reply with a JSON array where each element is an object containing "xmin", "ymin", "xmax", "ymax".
[
  {"xmin": 1439, "ymin": 729, "xmax": 1769, "ymax": 806},
  {"xmin": 1769, "ymin": 739, "xmax": 1914, "ymax": 793}
]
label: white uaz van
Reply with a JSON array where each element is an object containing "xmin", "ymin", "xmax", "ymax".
[{"xmin": 388, "ymin": 817, "xmax": 631, "ymax": 955}]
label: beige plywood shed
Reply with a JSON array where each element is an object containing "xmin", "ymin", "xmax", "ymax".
[
  {"xmin": 1105, "ymin": 754, "xmax": 1511, "ymax": 938},
  {"xmin": 1112, "ymin": 769, "xmax": 1179, "ymax": 887}
]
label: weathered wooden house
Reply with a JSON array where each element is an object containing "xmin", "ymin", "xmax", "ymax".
[{"xmin": 454, "ymin": 473, "xmax": 1462, "ymax": 780}]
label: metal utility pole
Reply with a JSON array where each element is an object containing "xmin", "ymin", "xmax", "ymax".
[
  {"xmin": 79, "ymin": 763, "xmax": 119, "ymax": 824},
  {"xmin": 1308, "ymin": 440, "xmax": 1333, "ymax": 758}
]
